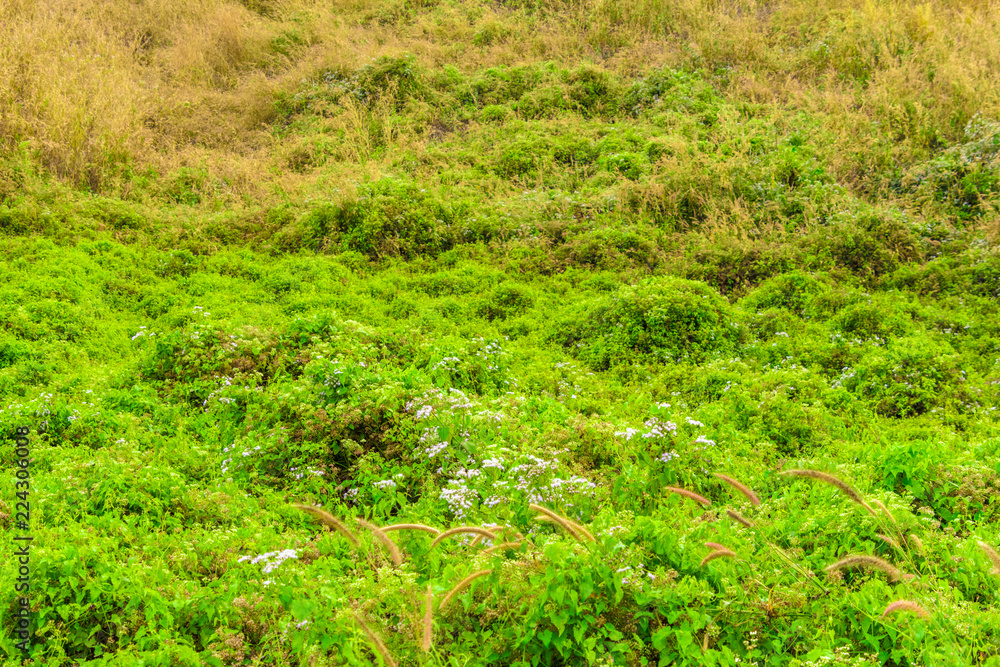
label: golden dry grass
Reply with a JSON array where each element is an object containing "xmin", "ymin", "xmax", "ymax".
[{"xmin": 2, "ymin": 0, "xmax": 999, "ymax": 206}]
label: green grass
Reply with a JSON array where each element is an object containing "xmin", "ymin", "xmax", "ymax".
[{"xmin": 3, "ymin": 0, "xmax": 1000, "ymax": 665}]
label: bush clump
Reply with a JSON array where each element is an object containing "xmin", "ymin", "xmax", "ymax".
[{"xmin": 554, "ymin": 276, "xmax": 740, "ymax": 369}]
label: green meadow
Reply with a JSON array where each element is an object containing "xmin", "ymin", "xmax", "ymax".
[{"xmin": 2, "ymin": 0, "xmax": 1000, "ymax": 664}]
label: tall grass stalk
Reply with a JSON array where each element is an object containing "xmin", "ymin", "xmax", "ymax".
[
  {"xmin": 713, "ymin": 473, "xmax": 761, "ymax": 506},
  {"xmin": 665, "ymin": 486, "xmax": 711, "ymax": 507},
  {"xmin": 355, "ymin": 518, "xmax": 403, "ymax": 566},
  {"xmin": 979, "ymin": 540, "xmax": 1000, "ymax": 575},
  {"xmin": 352, "ymin": 612, "xmax": 399, "ymax": 667},
  {"xmin": 883, "ymin": 600, "xmax": 932, "ymax": 620},
  {"xmin": 293, "ymin": 504, "xmax": 360, "ymax": 547},
  {"xmin": 530, "ymin": 504, "xmax": 596, "ymax": 542},
  {"xmin": 429, "ymin": 527, "xmax": 498, "ymax": 550},
  {"xmin": 779, "ymin": 469, "xmax": 878, "ymax": 519},
  {"xmin": 439, "ymin": 570, "xmax": 493, "ymax": 612},
  {"xmin": 383, "ymin": 523, "xmax": 442, "ymax": 536},
  {"xmin": 824, "ymin": 555, "xmax": 906, "ymax": 583},
  {"xmin": 420, "ymin": 585, "xmax": 433, "ymax": 653}
]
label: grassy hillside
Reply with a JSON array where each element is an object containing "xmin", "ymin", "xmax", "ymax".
[{"xmin": 2, "ymin": 0, "xmax": 1000, "ymax": 665}]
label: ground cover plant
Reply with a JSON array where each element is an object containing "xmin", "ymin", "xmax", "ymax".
[{"xmin": 2, "ymin": 0, "xmax": 1000, "ymax": 664}]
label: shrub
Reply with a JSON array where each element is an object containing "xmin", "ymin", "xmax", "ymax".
[
  {"xmin": 478, "ymin": 284, "xmax": 534, "ymax": 321},
  {"xmin": 554, "ymin": 276, "xmax": 740, "ymax": 369},
  {"xmin": 844, "ymin": 334, "xmax": 962, "ymax": 417},
  {"xmin": 741, "ymin": 271, "xmax": 829, "ymax": 316},
  {"xmin": 817, "ymin": 210, "xmax": 922, "ymax": 280},
  {"xmin": 831, "ymin": 294, "xmax": 912, "ymax": 342}
]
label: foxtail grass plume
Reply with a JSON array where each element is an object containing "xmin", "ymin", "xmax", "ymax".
[
  {"xmin": 979, "ymin": 540, "xmax": 1000, "ymax": 575},
  {"xmin": 665, "ymin": 486, "xmax": 711, "ymax": 507},
  {"xmin": 907, "ymin": 534, "xmax": 924, "ymax": 554},
  {"xmin": 293, "ymin": 504, "xmax": 360, "ymax": 547},
  {"xmin": 877, "ymin": 534, "xmax": 902, "ymax": 551},
  {"xmin": 725, "ymin": 509, "xmax": 756, "ymax": 529},
  {"xmin": 439, "ymin": 570, "xmax": 492, "ymax": 611},
  {"xmin": 871, "ymin": 499, "xmax": 898, "ymax": 527},
  {"xmin": 355, "ymin": 518, "xmax": 403, "ymax": 566},
  {"xmin": 530, "ymin": 504, "xmax": 596, "ymax": 542},
  {"xmin": 383, "ymin": 523, "xmax": 441, "ymax": 536},
  {"xmin": 429, "ymin": 527, "xmax": 498, "ymax": 550},
  {"xmin": 825, "ymin": 555, "xmax": 904, "ymax": 583},
  {"xmin": 482, "ymin": 540, "xmax": 523, "ymax": 555},
  {"xmin": 701, "ymin": 548, "xmax": 736, "ymax": 566},
  {"xmin": 352, "ymin": 612, "xmax": 399, "ymax": 667},
  {"xmin": 714, "ymin": 473, "xmax": 761, "ymax": 506},
  {"xmin": 882, "ymin": 600, "xmax": 931, "ymax": 620},
  {"xmin": 780, "ymin": 469, "xmax": 877, "ymax": 519},
  {"xmin": 420, "ymin": 585, "xmax": 433, "ymax": 652}
]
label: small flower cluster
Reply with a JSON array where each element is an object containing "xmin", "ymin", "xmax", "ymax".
[
  {"xmin": 440, "ymin": 484, "xmax": 479, "ymax": 519},
  {"xmin": 221, "ymin": 443, "xmax": 262, "ymax": 475},
  {"xmin": 289, "ymin": 466, "xmax": 325, "ymax": 480},
  {"xmin": 239, "ymin": 549, "xmax": 298, "ymax": 574},
  {"xmin": 431, "ymin": 356, "xmax": 462, "ymax": 372}
]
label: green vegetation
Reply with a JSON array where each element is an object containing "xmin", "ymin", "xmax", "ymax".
[{"xmin": 2, "ymin": 0, "xmax": 1000, "ymax": 664}]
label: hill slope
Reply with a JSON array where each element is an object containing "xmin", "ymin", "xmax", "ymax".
[{"xmin": 2, "ymin": 0, "xmax": 1000, "ymax": 665}]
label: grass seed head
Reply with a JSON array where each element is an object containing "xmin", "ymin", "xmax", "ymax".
[
  {"xmin": 293, "ymin": 504, "xmax": 360, "ymax": 547},
  {"xmin": 725, "ymin": 509, "xmax": 756, "ymax": 529},
  {"xmin": 824, "ymin": 554, "xmax": 904, "ymax": 583},
  {"xmin": 482, "ymin": 540, "xmax": 523, "ymax": 555},
  {"xmin": 877, "ymin": 533, "xmax": 902, "ymax": 551},
  {"xmin": 530, "ymin": 504, "xmax": 595, "ymax": 541},
  {"xmin": 780, "ymin": 469, "xmax": 877, "ymax": 519},
  {"xmin": 871, "ymin": 499, "xmax": 898, "ymax": 526},
  {"xmin": 882, "ymin": 600, "xmax": 931, "ymax": 620},
  {"xmin": 352, "ymin": 612, "xmax": 399, "ymax": 667},
  {"xmin": 420, "ymin": 585, "xmax": 433, "ymax": 653},
  {"xmin": 355, "ymin": 518, "xmax": 403, "ymax": 566},
  {"xmin": 429, "ymin": 526, "xmax": 498, "ymax": 550},
  {"xmin": 700, "ymin": 548, "xmax": 737, "ymax": 566},
  {"xmin": 382, "ymin": 523, "xmax": 441, "ymax": 536},
  {"xmin": 978, "ymin": 540, "xmax": 1000, "ymax": 575},
  {"xmin": 714, "ymin": 473, "xmax": 761, "ymax": 506},
  {"xmin": 665, "ymin": 486, "xmax": 711, "ymax": 507},
  {"xmin": 439, "ymin": 570, "xmax": 492, "ymax": 612}
]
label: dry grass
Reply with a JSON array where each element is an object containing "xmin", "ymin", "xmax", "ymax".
[{"xmin": 4, "ymin": 0, "xmax": 999, "ymax": 204}]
